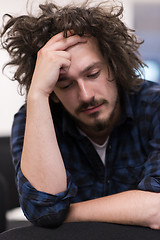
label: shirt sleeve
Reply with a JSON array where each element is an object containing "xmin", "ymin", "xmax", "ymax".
[
  {"xmin": 138, "ymin": 99, "xmax": 160, "ymax": 193},
  {"xmin": 11, "ymin": 105, "xmax": 77, "ymax": 227}
]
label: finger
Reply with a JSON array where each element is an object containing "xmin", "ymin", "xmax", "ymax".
[
  {"xmin": 48, "ymin": 35, "xmax": 87, "ymax": 52},
  {"xmin": 38, "ymin": 46, "xmax": 71, "ymax": 63},
  {"xmin": 50, "ymin": 52, "xmax": 71, "ymax": 71},
  {"xmin": 53, "ymin": 30, "xmax": 75, "ymax": 42},
  {"xmin": 54, "ymin": 51, "xmax": 71, "ymax": 60},
  {"xmin": 45, "ymin": 32, "xmax": 64, "ymax": 47},
  {"xmin": 44, "ymin": 31, "xmax": 87, "ymax": 50},
  {"xmin": 45, "ymin": 30, "xmax": 75, "ymax": 47}
]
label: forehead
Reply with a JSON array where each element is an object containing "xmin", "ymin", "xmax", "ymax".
[{"xmin": 66, "ymin": 37, "xmax": 105, "ymax": 68}]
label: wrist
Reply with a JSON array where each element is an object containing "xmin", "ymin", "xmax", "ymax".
[{"xmin": 27, "ymin": 87, "xmax": 50, "ymax": 103}]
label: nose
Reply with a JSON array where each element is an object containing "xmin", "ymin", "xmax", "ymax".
[{"xmin": 77, "ymin": 79, "xmax": 94, "ymax": 102}]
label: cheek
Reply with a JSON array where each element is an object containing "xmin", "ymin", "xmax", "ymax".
[
  {"xmin": 102, "ymin": 81, "xmax": 118, "ymax": 104},
  {"xmin": 106, "ymin": 79, "xmax": 118, "ymax": 93},
  {"xmin": 58, "ymin": 93, "xmax": 78, "ymax": 113}
]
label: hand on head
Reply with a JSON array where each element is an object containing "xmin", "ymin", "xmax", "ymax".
[{"xmin": 29, "ymin": 31, "xmax": 87, "ymax": 97}]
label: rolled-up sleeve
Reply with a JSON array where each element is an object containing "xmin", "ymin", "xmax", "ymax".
[
  {"xmin": 11, "ymin": 105, "xmax": 77, "ymax": 227},
  {"xmin": 17, "ymin": 169, "xmax": 77, "ymax": 227}
]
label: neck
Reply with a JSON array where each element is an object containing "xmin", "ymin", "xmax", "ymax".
[{"xmin": 84, "ymin": 129, "xmax": 110, "ymax": 145}]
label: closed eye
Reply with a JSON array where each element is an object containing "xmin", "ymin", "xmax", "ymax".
[
  {"xmin": 87, "ymin": 71, "xmax": 100, "ymax": 78},
  {"xmin": 59, "ymin": 82, "xmax": 73, "ymax": 89},
  {"xmin": 61, "ymin": 83, "xmax": 73, "ymax": 89}
]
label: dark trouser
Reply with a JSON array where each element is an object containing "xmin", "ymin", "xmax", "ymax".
[{"xmin": 0, "ymin": 174, "xmax": 7, "ymax": 233}]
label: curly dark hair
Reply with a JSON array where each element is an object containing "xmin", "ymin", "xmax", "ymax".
[{"xmin": 1, "ymin": 0, "xmax": 145, "ymax": 95}]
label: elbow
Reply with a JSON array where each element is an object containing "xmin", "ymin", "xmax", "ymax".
[
  {"xmin": 19, "ymin": 194, "xmax": 71, "ymax": 228},
  {"xmin": 21, "ymin": 201, "xmax": 70, "ymax": 228},
  {"xmin": 31, "ymin": 206, "xmax": 70, "ymax": 228},
  {"xmin": 17, "ymin": 170, "xmax": 77, "ymax": 228}
]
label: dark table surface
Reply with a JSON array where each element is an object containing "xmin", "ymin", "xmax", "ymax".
[{"xmin": 0, "ymin": 222, "xmax": 160, "ymax": 240}]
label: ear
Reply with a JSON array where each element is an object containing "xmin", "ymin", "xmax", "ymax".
[{"xmin": 50, "ymin": 92, "xmax": 60, "ymax": 103}]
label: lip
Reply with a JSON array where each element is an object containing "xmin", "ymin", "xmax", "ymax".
[{"xmin": 81, "ymin": 103, "xmax": 104, "ymax": 114}]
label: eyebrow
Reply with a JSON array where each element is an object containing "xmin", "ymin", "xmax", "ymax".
[
  {"xmin": 58, "ymin": 61, "xmax": 103, "ymax": 82},
  {"xmin": 81, "ymin": 61, "xmax": 103, "ymax": 75}
]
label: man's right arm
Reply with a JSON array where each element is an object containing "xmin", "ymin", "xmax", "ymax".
[
  {"xmin": 21, "ymin": 32, "xmax": 84, "ymax": 195},
  {"xmin": 22, "ymin": 91, "xmax": 67, "ymax": 195},
  {"xmin": 11, "ymin": 32, "xmax": 86, "ymax": 226}
]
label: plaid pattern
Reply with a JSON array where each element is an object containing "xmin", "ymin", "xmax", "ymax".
[{"xmin": 11, "ymin": 80, "xmax": 160, "ymax": 227}]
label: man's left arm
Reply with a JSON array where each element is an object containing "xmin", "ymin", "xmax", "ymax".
[
  {"xmin": 65, "ymin": 101, "xmax": 160, "ymax": 229},
  {"xmin": 65, "ymin": 190, "xmax": 160, "ymax": 229}
]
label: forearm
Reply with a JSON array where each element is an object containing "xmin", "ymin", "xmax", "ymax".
[
  {"xmin": 21, "ymin": 91, "xmax": 67, "ymax": 195},
  {"xmin": 20, "ymin": 33, "xmax": 86, "ymax": 196},
  {"xmin": 66, "ymin": 190, "xmax": 160, "ymax": 229}
]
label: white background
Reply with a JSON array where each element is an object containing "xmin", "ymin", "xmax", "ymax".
[{"xmin": 0, "ymin": 0, "xmax": 158, "ymax": 136}]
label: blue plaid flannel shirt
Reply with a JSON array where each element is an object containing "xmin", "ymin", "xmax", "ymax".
[{"xmin": 11, "ymin": 80, "xmax": 160, "ymax": 227}]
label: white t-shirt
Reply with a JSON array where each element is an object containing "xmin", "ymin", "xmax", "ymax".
[
  {"xmin": 89, "ymin": 137, "xmax": 109, "ymax": 165},
  {"xmin": 78, "ymin": 129, "xmax": 109, "ymax": 165}
]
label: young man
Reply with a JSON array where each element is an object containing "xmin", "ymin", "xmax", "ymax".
[{"xmin": 1, "ymin": 1, "xmax": 160, "ymax": 229}]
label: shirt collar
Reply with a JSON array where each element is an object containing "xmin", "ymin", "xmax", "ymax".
[{"xmin": 118, "ymin": 91, "xmax": 135, "ymax": 127}]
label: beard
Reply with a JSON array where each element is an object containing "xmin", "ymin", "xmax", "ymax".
[{"xmin": 65, "ymin": 95, "xmax": 120, "ymax": 133}]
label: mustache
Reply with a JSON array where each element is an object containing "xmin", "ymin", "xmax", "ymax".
[{"xmin": 76, "ymin": 97, "xmax": 108, "ymax": 114}]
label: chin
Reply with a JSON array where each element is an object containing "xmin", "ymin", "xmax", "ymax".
[{"xmin": 80, "ymin": 117, "xmax": 111, "ymax": 132}]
